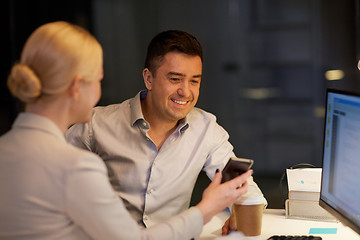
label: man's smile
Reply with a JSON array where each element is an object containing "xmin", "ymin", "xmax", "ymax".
[{"xmin": 171, "ymin": 99, "xmax": 189, "ymax": 105}]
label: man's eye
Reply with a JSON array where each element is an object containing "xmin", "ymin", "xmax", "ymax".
[
  {"xmin": 191, "ymin": 80, "xmax": 200, "ymax": 84},
  {"xmin": 170, "ymin": 78, "xmax": 180, "ymax": 81}
]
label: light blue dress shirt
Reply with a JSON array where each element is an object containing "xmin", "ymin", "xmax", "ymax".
[{"xmin": 66, "ymin": 90, "xmax": 265, "ymax": 228}]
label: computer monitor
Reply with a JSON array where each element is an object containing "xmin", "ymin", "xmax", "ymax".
[{"xmin": 320, "ymin": 88, "xmax": 360, "ymax": 235}]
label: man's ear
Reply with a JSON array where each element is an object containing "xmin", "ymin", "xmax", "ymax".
[
  {"xmin": 68, "ymin": 75, "xmax": 83, "ymax": 100},
  {"xmin": 143, "ymin": 68, "xmax": 153, "ymax": 90}
]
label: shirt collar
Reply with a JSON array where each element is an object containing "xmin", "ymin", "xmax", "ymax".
[
  {"xmin": 12, "ymin": 112, "xmax": 66, "ymax": 142},
  {"xmin": 129, "ymin": 89, "xmax": 190, "ymax": 134},
  {"xmin": 130, "ymin": 90, "xmax": 147, "ymax": 127}
]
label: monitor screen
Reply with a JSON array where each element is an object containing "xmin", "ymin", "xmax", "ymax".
[{"xmin": 320, "ymin": 88, "xmax": 360, "ymax": 235}]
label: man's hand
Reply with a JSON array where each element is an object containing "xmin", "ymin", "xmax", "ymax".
[{"xmin": 221, "ymin": 210, "xmax": 237, "ymax": 235}]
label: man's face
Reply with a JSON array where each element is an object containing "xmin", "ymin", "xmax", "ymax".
[{"xmin": 145, "ymin": 51, "xmax": 202, "ymax": 123}]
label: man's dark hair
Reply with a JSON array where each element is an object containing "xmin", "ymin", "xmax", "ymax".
[{"xmin": 144, "ymin": 30, "xmax": 203, "ymax": 75}]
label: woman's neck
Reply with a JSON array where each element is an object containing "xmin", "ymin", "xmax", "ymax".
[{"xmin": 25, "ymin": 98, "xmax": 72, "ymax": 134}]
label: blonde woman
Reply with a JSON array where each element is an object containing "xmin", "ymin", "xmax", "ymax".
[{"xmin": 0, "ymin": 21, "xmax": 252, "ymax": 240}]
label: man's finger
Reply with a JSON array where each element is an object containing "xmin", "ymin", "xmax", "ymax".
[{"xmin": 221, "ymin": 219, "xmax": 230, "ymax": 236}]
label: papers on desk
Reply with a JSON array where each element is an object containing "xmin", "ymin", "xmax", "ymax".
[
  {"xmin": 286, "ymin": 168, "xmax": 322, "ymax": 192},
  {"xmin": 285, "ymin": 168, "xmax": 336, "ymax": 221},
  {"xmin": 285, "ymin": 199, "xmax": 336, "ymax": 222}
]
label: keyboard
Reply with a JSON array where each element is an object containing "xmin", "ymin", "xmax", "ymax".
[{"xmin": 267, "ymin": 236, "xmax": 322, "ymax": 240}]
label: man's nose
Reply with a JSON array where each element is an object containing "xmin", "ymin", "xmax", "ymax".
[{"xmin": 177, "ymin": 80, "xmax": 191, "ymax": 97}]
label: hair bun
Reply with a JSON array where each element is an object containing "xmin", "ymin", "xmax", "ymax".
[{"xmin": 7, "ymin": 63, "xmax": 42, "ymax": 103}]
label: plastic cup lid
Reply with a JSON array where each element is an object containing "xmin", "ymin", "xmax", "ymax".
[{"xmin": 235, "ymin": 191, "xmax": 267, "ymax": 205}]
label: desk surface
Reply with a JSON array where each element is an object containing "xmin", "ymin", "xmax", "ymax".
[{"xmin": 200, "ymin": 209, "xmax": 359, "ymax": 240}]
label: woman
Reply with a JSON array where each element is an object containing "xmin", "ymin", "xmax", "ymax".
[{"xmin": 0, "ymin": 21, "xmax": 252, "ymax": 240}]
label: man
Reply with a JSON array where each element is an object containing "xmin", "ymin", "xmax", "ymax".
[{"xmin": 66, "ymin": 30, "xmax": 265, "ymax": 234}]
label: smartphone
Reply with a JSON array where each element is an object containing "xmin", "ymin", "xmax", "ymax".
[{"xmin": 221, "ymin": 157, "xmax": 254, "ymax": 183}]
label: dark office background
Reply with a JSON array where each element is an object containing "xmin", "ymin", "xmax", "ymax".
[{"xmin": 2, "ymin": 0, "xmax": 360, "ymax": 208}]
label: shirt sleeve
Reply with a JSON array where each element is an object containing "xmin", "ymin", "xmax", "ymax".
[
  {"xmin": 65, "ymin": 123, "xmax": 92, "ymax": 151},
  {"xmin": 202, "ymin": 120, "xmax": 235, "ymax": 180},
  {"xmin": 244, "ymin": 176, "xmax": 268, "ymax": 208},
  {"xmin": 201, "ymin": 119, "xmax": 267, "ymax": 207},
  {"xmin": 65, "ymin": 154, "xmax": 203, "ymax": 240}
]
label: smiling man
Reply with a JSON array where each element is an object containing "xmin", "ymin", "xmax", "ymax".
[{"xmin": 66, "ymin": 30, "xmax": 265, "ymax": 235}]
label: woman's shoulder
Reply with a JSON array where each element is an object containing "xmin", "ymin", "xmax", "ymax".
[{"xmin": 53, "ymin": 141, "xmax": 107, "ymax": 174}]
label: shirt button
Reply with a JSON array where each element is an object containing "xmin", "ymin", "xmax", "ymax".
[
  {"xmin": 147, "ymin": 188, "xmax": 154, "ymax": 194},
  {"xmin": 143, "ymin": 215, "xmax": 148, "ymax": 221}
]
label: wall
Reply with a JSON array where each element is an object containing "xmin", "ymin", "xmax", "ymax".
[
  {"xmin": 91, "ymin": 0, "xmax": 359, "ymax": 175},
  {"xmin": 2, "ymin": 0, "xmax": 359, "ymax": 208}
]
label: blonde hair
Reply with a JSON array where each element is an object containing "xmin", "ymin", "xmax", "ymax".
[{"xmin": 7, "ymin": 21, "xmax": 102, "ymax": 103}]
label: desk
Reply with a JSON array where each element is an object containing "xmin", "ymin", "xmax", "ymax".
[{"xmin": 200, "ymin": 209, "xmax": 359, "ymax": 240}]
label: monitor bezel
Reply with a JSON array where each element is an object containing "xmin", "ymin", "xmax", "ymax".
[{"xmin": 319, "ymin": 88, "xmax": 360, "ymax": 235}]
